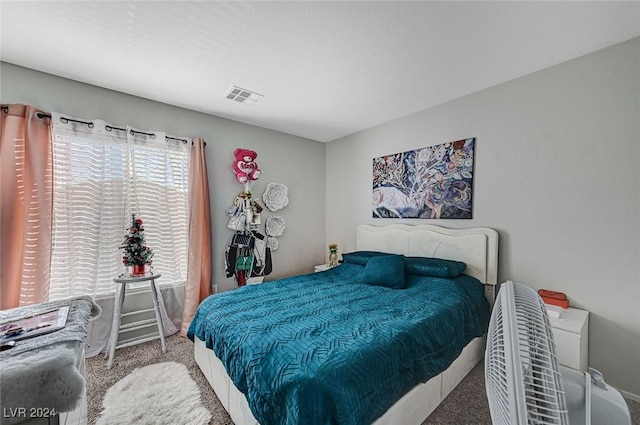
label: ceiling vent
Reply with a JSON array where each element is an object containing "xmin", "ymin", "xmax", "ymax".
[{"xmin": 224, "ymin": 86, "xmax": 263, "ymax": 104}]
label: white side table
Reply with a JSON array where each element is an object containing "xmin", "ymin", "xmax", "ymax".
[
  {"xmin": 549, "ymin": 306, "xmax": 589, "ymax": 371},
  {"xmin": 314, "ymin": 264, "xmax": 341, "ymax": 273},
  {"xmin": 107, "ymin": 273, "xmax": 167, "ymax": 368}
]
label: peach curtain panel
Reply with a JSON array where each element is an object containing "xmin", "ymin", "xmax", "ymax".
[
  {"xmin": 181, "ymin": 137, "xmax": 212, "ymax": 336},
  {"xmin": 0, "ymin": 104, "xmax": 53, "ymax": 309}
]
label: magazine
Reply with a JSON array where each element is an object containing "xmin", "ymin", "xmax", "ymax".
[{"xmin": 0, "ymin": 306, "xmax": 69, "ymax": 342}]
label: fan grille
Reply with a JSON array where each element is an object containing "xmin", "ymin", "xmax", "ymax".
[{"xmin": 486, "ymin": 281, "xmax": 570, "ymax": 425}]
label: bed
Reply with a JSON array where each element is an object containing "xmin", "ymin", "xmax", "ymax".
[{"xmin": 188, "ymin": 224, "xmax": 498, "ymax": 425}]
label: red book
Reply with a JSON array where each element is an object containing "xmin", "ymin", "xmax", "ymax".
[
  {"xmin": 541, "ymin": 296, "xmax": 569, "ymax": 309},
  {"xmin": 538, "ymin": 289, "xmax": 567, "ymax": 300}
]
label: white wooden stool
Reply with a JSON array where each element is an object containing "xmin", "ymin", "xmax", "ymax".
[{"xmin": 107, "ymin": 273, "xmax": 166, "ymax": 368}]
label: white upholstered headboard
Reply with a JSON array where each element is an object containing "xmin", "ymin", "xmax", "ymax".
[{"xmin": 356, "ymin": 224, "xmax": 499, "ymax": 303}]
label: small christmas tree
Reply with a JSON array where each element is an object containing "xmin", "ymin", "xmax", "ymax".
[{"xmin": 120, "ymin": 214, "xmax": 153, "ymax": 271}]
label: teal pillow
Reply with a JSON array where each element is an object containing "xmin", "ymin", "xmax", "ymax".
[
  {"xmin": 404, "ymin": 257, "xmax": 466, "ymax": 278},
  {"xmin": 364, "ymin": 255, "xmax": 406, "ymax": 289},
  {"xmin": 342, "ymin": 251, "xmax": 392, "ymax": 266}
]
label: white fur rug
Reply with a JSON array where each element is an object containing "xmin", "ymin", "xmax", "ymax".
[{"xmin": 96, "ymin": 362, "xmax": 212, "ymax": 425}]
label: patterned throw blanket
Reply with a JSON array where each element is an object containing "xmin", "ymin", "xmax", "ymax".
[
  {"xmin": 0, "ymin": 297, "xmax": 98, "ymax": 424},
  {"xmin": 189, "ymin": 263, "xmax": 490, "ymax": 425}
]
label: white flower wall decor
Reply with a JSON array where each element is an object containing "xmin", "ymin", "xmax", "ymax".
[
  {"xmin": 263, "ymin": 183, "xmax": 289, "ymax": 212},
  {"xmin": 265, "ymin": 216, "xmax": 286, "ymax": 237},
  {"xmin": 266, "ymin": 237, "xmax": 279, "ymax": 251}
]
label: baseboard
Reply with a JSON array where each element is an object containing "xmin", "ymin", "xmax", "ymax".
[{"xmin": 619, "ymin": 388, "xmax": 640, "ymax": 403}]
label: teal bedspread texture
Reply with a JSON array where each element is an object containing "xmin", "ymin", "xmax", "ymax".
[{"xmin": 188, "ymin": 263, "xmax": 490, "ymax": 425}]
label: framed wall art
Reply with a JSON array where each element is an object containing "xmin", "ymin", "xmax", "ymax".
[{"xmin": 372, "ymin": 138, "xmax": 475, "ymax": 219}]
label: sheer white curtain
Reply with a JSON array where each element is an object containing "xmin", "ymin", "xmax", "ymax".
[
  {"xmin": 49, "ymin": 114, "xmax": 193, "ymax": 353},
  {"xmin": 49, "ymin": 114, "xmax": 190, "ymax": 300},
  {"xmin": 49, "ymin": 117, "xmax": 127, "ymax": 298},
  {"xmin": 127, "ymin": 130, "xmax": 190, "ymax": 283}
]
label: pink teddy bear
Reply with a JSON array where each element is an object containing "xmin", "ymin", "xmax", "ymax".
[{"xmin": 232, "ymin": 148, "xmax": 262, "ymax": 184}]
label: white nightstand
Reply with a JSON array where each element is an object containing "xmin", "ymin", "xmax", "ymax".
[
  {"xmin": 549, "ymin": 306, "xmax": 589, "ymax": 371},
  {"xmin": 314, "ymin": 264, "xmax": 331, "ymax": 273}
]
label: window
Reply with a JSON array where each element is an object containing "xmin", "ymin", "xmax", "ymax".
[{"xmin": 49, "ymin": 120, "xmax": 189, "ymax": 300}]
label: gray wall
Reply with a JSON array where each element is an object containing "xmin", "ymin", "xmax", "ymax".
[
  {"xmin": 326, "ymin": 37, "xmax": 640, "ymax": 397},
  {"xmin": 1, "ymin": 62, "xmax": 326, "ymax": 292}
]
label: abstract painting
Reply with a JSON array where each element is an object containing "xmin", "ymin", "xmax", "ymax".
[{"xmin": 372, "ymin": 138, "xmax": 475, "ymax": 219}]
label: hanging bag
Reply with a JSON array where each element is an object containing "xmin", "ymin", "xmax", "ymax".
[
  {"xmin": 250, "ymin": 238, "xmax": 266, "ymax": 277},
  {"xmin": 230, "ymin": 232, "xmax": 255, "ymax": 249},
  {"xmin": 235, "ymin": 255, "xmax": 254, "ymax": 271},
  {"xmin": 227, "ymin": 213, "xmax": 246, "ymax": 231},
  {"xmin": 263, "ymin": 247, "xmax": 273, "ymax": 276}
]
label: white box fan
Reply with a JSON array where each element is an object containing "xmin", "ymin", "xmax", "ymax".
[{"xmin": 485, "ymin": 281, "xmax": 631, "ymax": 425}]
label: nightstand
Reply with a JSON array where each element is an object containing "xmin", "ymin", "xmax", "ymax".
[
  {"xmin": 549, "ymin": 306, "xmax": 589, "ymax": 371},
  {"xmin": 314, "ymin": 264, "xmax": 331, "ymax": 273}
]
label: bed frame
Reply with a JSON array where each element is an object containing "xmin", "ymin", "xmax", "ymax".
[{"xmin": 193, "ymin": 224, "xmax": 499, "ymax": 425}]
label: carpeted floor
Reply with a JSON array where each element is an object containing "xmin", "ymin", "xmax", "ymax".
[
  {"xmin": 86, "ymin": 333, "xmax": 640, "ymax": 425},
  {"xmin": 86, "ymin": 334, "xmax": 232, "ymax": 425}
]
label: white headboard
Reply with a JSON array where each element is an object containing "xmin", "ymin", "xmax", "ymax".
[{"xmin": 356, "ymin": 224, "xmax": 499, "ymax": 303}]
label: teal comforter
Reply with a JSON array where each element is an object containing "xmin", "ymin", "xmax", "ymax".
[{"xmin": 188, "ymin": 263, "xmax": 490, "ymax": 425}]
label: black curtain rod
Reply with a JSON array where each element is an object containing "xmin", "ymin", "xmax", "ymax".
[
  {"xmin": 105, "ymin": 124, "xmax": 157, "ymax": 139},
  {"xmin": 1, "ymin": 105, "xmax": 204, "ymax": 146}
]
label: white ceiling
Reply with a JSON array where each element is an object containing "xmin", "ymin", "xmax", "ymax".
[{"xmin": 2, "ymin": 1, "xmax": 639, "ymax": 142}]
